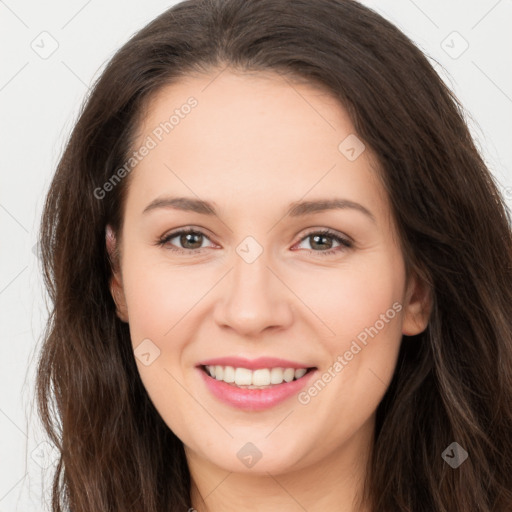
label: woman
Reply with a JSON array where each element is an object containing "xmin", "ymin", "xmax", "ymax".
[{"xmin": 36, "ymin": 0, "xmax": 512, "ymax": 510}]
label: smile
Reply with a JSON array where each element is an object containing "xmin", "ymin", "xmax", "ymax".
[
  {"xmin": 202, "ymin": 365, "xmax": 312, "ymax": 388},
  {"xmin": 196, "ymin": 357, "xmax": 318, "ymax": 411}
]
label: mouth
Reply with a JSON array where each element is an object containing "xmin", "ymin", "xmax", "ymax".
[
  {"xmin": 199, "ymin": 364, "xmax": 316, "ymax": 389},
  {"xmin": 196, "ymin": 360, "xmax": 318, "ymax": 411}
]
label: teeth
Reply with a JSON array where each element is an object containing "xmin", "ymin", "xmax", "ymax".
[
  {"xmin": 270, "ymin": 367, "xmax": 284, "ymax": 384},
  {"xmin": 283, "ymin": 368, "xmax": 295, "ymax": 382},
  {"xmin": 294, "ymin": 368, "xmax": 307, "ymax": 379},
  {"xmin": 204, "ymin": 365, "xmax": 310, "ymax": 387},
  {"xmin": 234, "ymin": 367, "xmax": 252, "ymax": 386},
  {"xmin": 223, "ymin": 365, "xmax": 235, "ymax": 383},
  {"xmin": 253, "ymin": 368, "xmax": 270, "ymax": 386}
]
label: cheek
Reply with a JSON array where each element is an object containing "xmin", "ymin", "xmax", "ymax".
[
  {"xmin": 300, "ymin": 254, "xmax": 405, "ymax": 344},
  {"xmin": 121, "ymin": 251, "xmax": 206, "ymax": 344},
  {"xmin": 120, "ymin": 255, "xmax": 201, "ymax": 434},
  {"xmin": 298, "ymin": 252, "xmax": 405, "ymax": 406}
]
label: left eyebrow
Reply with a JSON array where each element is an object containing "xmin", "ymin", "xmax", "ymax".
[
  {"xmin": 142, "ymin": 196, "xmax": 376, "ymax": 224},
  {"xmin": 286, "ymin": 198, "xmax": 376, "ymax": 224}
]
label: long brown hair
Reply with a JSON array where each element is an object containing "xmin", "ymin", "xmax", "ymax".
[{"xmin": 36, "ymin": 0, "xmax": 512, "ymax": 510}]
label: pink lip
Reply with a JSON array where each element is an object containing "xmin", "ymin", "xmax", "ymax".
[
  {"xmin": 196, "ymin": 356, "xmax": 313, "ymax": 370},
  {"xmin": 197, "ymin": 366, "xmax": 318, "ymax": 411}
]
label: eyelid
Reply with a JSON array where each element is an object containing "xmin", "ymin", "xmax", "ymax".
[
  {"xmin": 296, "ymin": 227, "xmax": 353, "ymax": 243},
  {"xmin": 157, "ymin": 227, "xmax": 217, "ymax": 252},
  {"xmin": 292, "ymin": 227, "xmax": 353, "ymax": 255},
  {"xmin": 157, "ymin": 226, "xmax": 353, "ymax": 256}
]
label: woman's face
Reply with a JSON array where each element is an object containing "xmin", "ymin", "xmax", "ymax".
[{"xmin": 108, "ymin": 69, "xmax": 430, "ymax": 475}]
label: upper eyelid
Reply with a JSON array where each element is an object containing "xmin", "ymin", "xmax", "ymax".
[
  {"xmin": 162, "ymin": 227, "xmax": 216, "ymax": 245},
  {"xmin": 161, "ymin": 227, "xmax": 351, "ymax": 248}
]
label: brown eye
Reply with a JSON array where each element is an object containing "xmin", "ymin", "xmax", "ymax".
[
  {"xmin": 158, "ymin": 229, "xmax": 213, "ymax": 253},
  {"xmin": 295, "ymin": 229, "xmax": 352, "ymax": 257},
  {"xmin": 176, "ymin": 231, "xmax": 204, "ymax": 250}
]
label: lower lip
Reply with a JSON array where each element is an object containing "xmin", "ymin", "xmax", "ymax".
[{"xmin": 198, "ymin": 367, "xmax": 317, "ymax": 411}]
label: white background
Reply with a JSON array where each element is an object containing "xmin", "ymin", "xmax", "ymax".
[{"xmin": 1, "ymin": 0, "xmax": 511, "ymax": 510}]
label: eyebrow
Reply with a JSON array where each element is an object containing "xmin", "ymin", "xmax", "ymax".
[{"xmin": 142, "ymin": 196, "xmax": 376, "ymax": 223}]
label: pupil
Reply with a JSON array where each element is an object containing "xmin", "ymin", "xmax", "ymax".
[
  {"xmin": 312, "ymin": 234, "xmax": 332, "ymax": 250},
  {"xmin": 182, "ymin": 232, "xmax": 202, "ymax": 249}
]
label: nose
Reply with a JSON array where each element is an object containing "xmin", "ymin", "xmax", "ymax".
[{"xmin": 212, "ymin": 245, "xmax": 294, "ymax": 338}]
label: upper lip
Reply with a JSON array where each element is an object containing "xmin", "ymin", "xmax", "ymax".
[{"xmin": 196, "ymin": 357, "xmax": 316, "ymax": 370}]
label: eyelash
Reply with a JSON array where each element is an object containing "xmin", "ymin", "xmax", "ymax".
[{"xmin": 156, "ymin": 227, "xmax": 353, "ymax": 257}]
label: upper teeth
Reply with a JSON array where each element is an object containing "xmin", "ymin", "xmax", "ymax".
[{"xmin": 205, "ymin": 365, "xmax": 308, "ymax": 387}]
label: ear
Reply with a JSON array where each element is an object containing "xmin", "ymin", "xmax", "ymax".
[
  {"xmin": 106, "ymin": 225, "xmax": 129, "ymax": 323},
  {"xmin": 401, "ymin": 270, "xmax": 432, "ymax": 336}
]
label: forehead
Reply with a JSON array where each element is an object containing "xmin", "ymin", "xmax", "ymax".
[
  {"xmin": 138, "ymin": 69, "xmax": 354, "ymax": 151},
  {"xmin": 126, "ymin": 69, "xmax": 389, "ymax": 224}
]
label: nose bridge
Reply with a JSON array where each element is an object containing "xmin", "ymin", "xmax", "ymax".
[{"xmin": 213, "ymin": 235, "xmax": 292, "ymax": 334}]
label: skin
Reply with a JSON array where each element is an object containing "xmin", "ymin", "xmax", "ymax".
[{"xmin": 107, "ymin": 68, "xmax": 432, "ymax": 512}]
